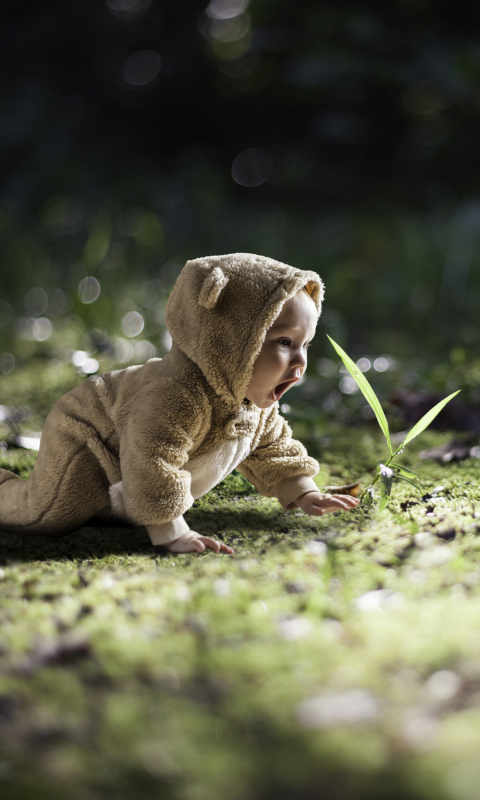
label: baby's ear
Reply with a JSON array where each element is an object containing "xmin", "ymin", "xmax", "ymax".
[{"xmin": 198, "ymin": 266, "xmax": 229, "ymax": 309}]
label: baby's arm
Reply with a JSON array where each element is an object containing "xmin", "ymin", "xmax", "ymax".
[
  {"xmin": 163, "ymin": 492, "xmax": 357, "ymax": 552},
  {"xmin": 295, "ymin": 490, "xmax": 359, "ymax": 516}
]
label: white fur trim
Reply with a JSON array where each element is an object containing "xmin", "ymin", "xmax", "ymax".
[
  {"xmin": 146, "ymin": 515, "xmax": 190, "ymax": 546},
  {"xmin": 186, "ymin": 436, "xmax": 251, "ymax": 499},
  {"xmin": 109, "ymin": 481, "xmax": 128, "ymax": 520}
]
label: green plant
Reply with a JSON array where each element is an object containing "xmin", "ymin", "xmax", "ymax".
[{"xmin": 327, "ymin": 335, "xmax": 460, "ymax": 508}]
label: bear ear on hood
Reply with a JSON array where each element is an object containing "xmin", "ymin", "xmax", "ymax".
[{"xmin": 198, "ymin": 266, "xmax": 229, "ymax": 309}]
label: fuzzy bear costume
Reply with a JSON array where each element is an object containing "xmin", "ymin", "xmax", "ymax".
[{"xmin": 0, "ymin": 253, "xmax": 324, "ymax": 545}]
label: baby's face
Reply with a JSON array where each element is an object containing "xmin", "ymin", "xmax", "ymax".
[{"xmin": 245, "ymin": 292, "xmax": 317, "ymax": 409}]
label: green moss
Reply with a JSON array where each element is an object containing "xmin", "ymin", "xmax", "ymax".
[{"xmin": 1, "ymin": 365, "xmax": 480, "ymax": 798}]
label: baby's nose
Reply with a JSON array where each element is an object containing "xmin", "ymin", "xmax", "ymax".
[{"xmin": 292, "ymin": 350, "xmax": 307, "ymax": 369}]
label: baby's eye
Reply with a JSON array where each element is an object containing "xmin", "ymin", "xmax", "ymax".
[{"xmin": 278, "ymin": 338, "xmax": 291, "ymax": 347}]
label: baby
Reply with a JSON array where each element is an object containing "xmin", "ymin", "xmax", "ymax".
[{"xmin": 0, "ymin": 253, "xmax": 358, "ymax": 553}]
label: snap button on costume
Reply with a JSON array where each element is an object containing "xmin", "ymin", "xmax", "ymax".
[{"xmin": 0, "ymin": 253, "xmax": 324, "ymax": 544}]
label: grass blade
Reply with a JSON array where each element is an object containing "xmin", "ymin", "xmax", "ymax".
[
  {"xmin": 401, "ymin": 391, "xmax": 461, "ymax": 448},
  {"xmin": 390, "ymin": 462, "xmax": 418, "ymax": 477},
  {"xmin": 327, "ymin": 336, "xmax": 393, "ymax": 456},
  {"xmin": 395, "ymin": 474, "xmax": 421, "ymax": 490}
]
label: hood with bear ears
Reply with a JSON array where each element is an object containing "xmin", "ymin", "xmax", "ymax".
[{"xmin": 165, "ymin": 253, "xmax": 324, "ymax": 407}]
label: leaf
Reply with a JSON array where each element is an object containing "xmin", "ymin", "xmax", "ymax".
[
  {"xmin": 327, "ymin": 336, "xmax": 393, "ymax": 456},
  {"xmin": 324, "ymin": 482, "xmax": 361, "ymax": 497},
  {"xmin": 395, "ymin": 474, "xmax": 421, "ymax": 490},
  {"xmin": 400, "ymin": 391, "xmax": 461, "ymax": 448},
  {"xmin": 390, "ymin": 462, "xmax": 418, "ymax": 477},
  {"xmin": 391, "ymin": 463, "xmax": 420, "ymax": 488},
  {"xmin": 379, "ymin": 495, "xmax": 388, "ymax": 512}
]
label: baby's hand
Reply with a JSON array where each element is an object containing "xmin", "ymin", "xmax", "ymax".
[
  {"xmin": 296, "ymin": 490, "xmax": 359, "ymax": 517},
  {"xmin": 168, "ymin": 529, "xmax": 234, "ymax": 555}
]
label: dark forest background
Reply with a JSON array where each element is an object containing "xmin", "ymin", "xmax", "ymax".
[{"xmin": 1, "ymin": 0, "xmax": 480, "ymax": 419}]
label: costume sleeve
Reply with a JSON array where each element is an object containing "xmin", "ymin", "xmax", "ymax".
[
  {"xmin": 146, "ymin": 516, "xmax": 190, "ymax": 546},
  {"xmin": 236, "ymin": 404, "xmax": 320, "ymax": 510},
  {"xmin": 119, "ymin": 380, "xmax": 210, "ymax": 527}
]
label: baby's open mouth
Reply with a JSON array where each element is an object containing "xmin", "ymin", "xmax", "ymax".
[{"xmin": 272, "ymin": 379, "xmax": 298, "ymax": 402}]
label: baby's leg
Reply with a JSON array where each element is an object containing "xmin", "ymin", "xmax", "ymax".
[{"xmin": 0, "ymin": 402, "xmax": 110, "ymax": 536}]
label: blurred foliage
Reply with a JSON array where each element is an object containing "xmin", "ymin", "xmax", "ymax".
[{"xmin": 1, "ymin": 0, "xmax": 480, "ymax": 396}]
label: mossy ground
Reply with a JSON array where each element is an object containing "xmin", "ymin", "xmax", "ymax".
[{"xmin": 1, "ymin": 365, "xmax": 480, "ymax": 800}]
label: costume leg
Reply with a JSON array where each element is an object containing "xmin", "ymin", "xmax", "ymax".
[{"xmin": 0, "ymin": 401, "xmax": 111, "ymax": 536}]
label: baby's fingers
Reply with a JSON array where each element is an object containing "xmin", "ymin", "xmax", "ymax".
[
  {"xmin": 191, "ymin": 539, "xmax": 206, "ymax": 552},
  {"xmin": 335, "ymin": 495, "xmax": 360, "ymax": 508},
  {"xmin": 199, "ymin": 536, "xmax": 234, "ymax": 555},
  {"xmin": 310, "ymin": 496, "xmax": 359, "ymax": 515}
]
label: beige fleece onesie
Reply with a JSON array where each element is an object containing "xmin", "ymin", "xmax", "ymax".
[{"xmin": 0, "ymin": 253, "xmax": 324, "ymax": 544}]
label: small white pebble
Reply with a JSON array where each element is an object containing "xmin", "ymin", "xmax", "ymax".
[
  {"xmin": 417, "ymin": 546, "xmax": 454, "ymax": 567},
  {"xmin": 174, "ymin": 585, "xmax": 191, "ymax": 602},
  {"xmin": 464, "ymin": 572, "xmax": 480, "ymax": 587},
  {"xmin": 237, "ymin": 559, "xmax": 257, "ymax": 572},
  {"xmin": 101, "ymin": 574, "xmax": 115, "ymax": 589},
  {"xmin": 431, "ymin": 486, "xmax": 448, "ymax": 496},
  {"xmin": 407, "ymin": 569, "xmax": 427, "ymax": 585},
  {"xmin": 296, "ymin": 689, "xmax": 380, "ymax": 729},
  {"xmin": 0, "ymin": 568, "xmax": 5, "ymax": 580},
  {"xmin": 250, "ymin": 600, "xmax": 269, "ymax": 616},
  {"xmin": 425, "ymin": 670, "xmax": 461, "ymax": 700},
  {"xmin": 277, "ymin": 615, "xmax": 312, "ymax": 641},
  {"xmin": 414, "ymin": 532, "xmax": 433, "ymax": 549},
  {"xmin": 451, "ymin": 583, "xmax": 467, "ymax": 600},
  {"xmin": 354, "ymin": 589, "xmax": 404, "ymax": 612},
  {"xmin": 401, "ymin": 711, "xmax": 439, "ymax": 752},
  {"xmin": 304, "ymin": 540, "xmax": 327, "ymax": 557},
  {"xmin": 321, "ymin": 619, "xmax": 344, "ymax": 640},
  {"xmin": 213, "ymin": 578, "xmax": 231, "ymax": 597}
]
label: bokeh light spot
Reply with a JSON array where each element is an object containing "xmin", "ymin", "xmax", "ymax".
[
  {"xmin": 81, "ymin": 358, "xmax": 99, "ymax": 375},
  {"xmin": 356, "ymin": 357, "xmax": 371, "ymax": 372},
  {"xmin": 210, "ymin": 14, "xmax": 250, "ymax": 42},
  {"xmin": 114, "ymin": 337, "xmax": 135, "ymax": 363},
  {"xmin": 373, "ymin": 357, "xmax": 389, "ymax": 372},
  {"xmin": 121, "ymin": 311, "xmax": 145, "ymax": 337},
  {"xmin": 32, "ymin": 318, "xmax": 53, "ymax": 341},
  {"xmin": 20, "ymin": 318, "xmax": 53, "ymax": 341},
  {"xmin": 206, "ymin": 0, "xmax": 249, "ymax": 20},
  {"xmin": 134, "ymin": 340, "xmax": 157, "ymax": 362},
  {"xmin": 106, "ymin": 0, "xmax": 151, "ymax": 20},
  {"xmin": 0, "ymin": 353, "xmax": 15, "ymax": 374},
  {"xmin": 124, "ymin": 51, "xmax": 161, "ymax": 86},
  {"xmin": 78, "ymin": 277, "xmax": 101, "ymax": 304},
  {"xmin": 339, "ymin": 376, "xmax": 359, "ymax": 394},
  {"xmin": 232, "ymin": 148, "xmax": 273, "ymax": 187},
  {"xmin": 24, "ymin": 287, "xmax": 48, "ymax": 317},
  {"xmin": 162, "ymin": 330, "xmax": 172, "ymax": 351},
  {"xmin": 71, "ymin": 350, "xmax": 89, "ymax": 367}
]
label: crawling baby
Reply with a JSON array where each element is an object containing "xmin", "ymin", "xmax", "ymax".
[{"xmin": 0, "ymin": 253, "xmax": 358, "ymax": 553}]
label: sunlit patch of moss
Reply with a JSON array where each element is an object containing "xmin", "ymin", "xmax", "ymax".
[{"xmin": 2, "ymin": 365, "xmax": 480, "ymax": 799}]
